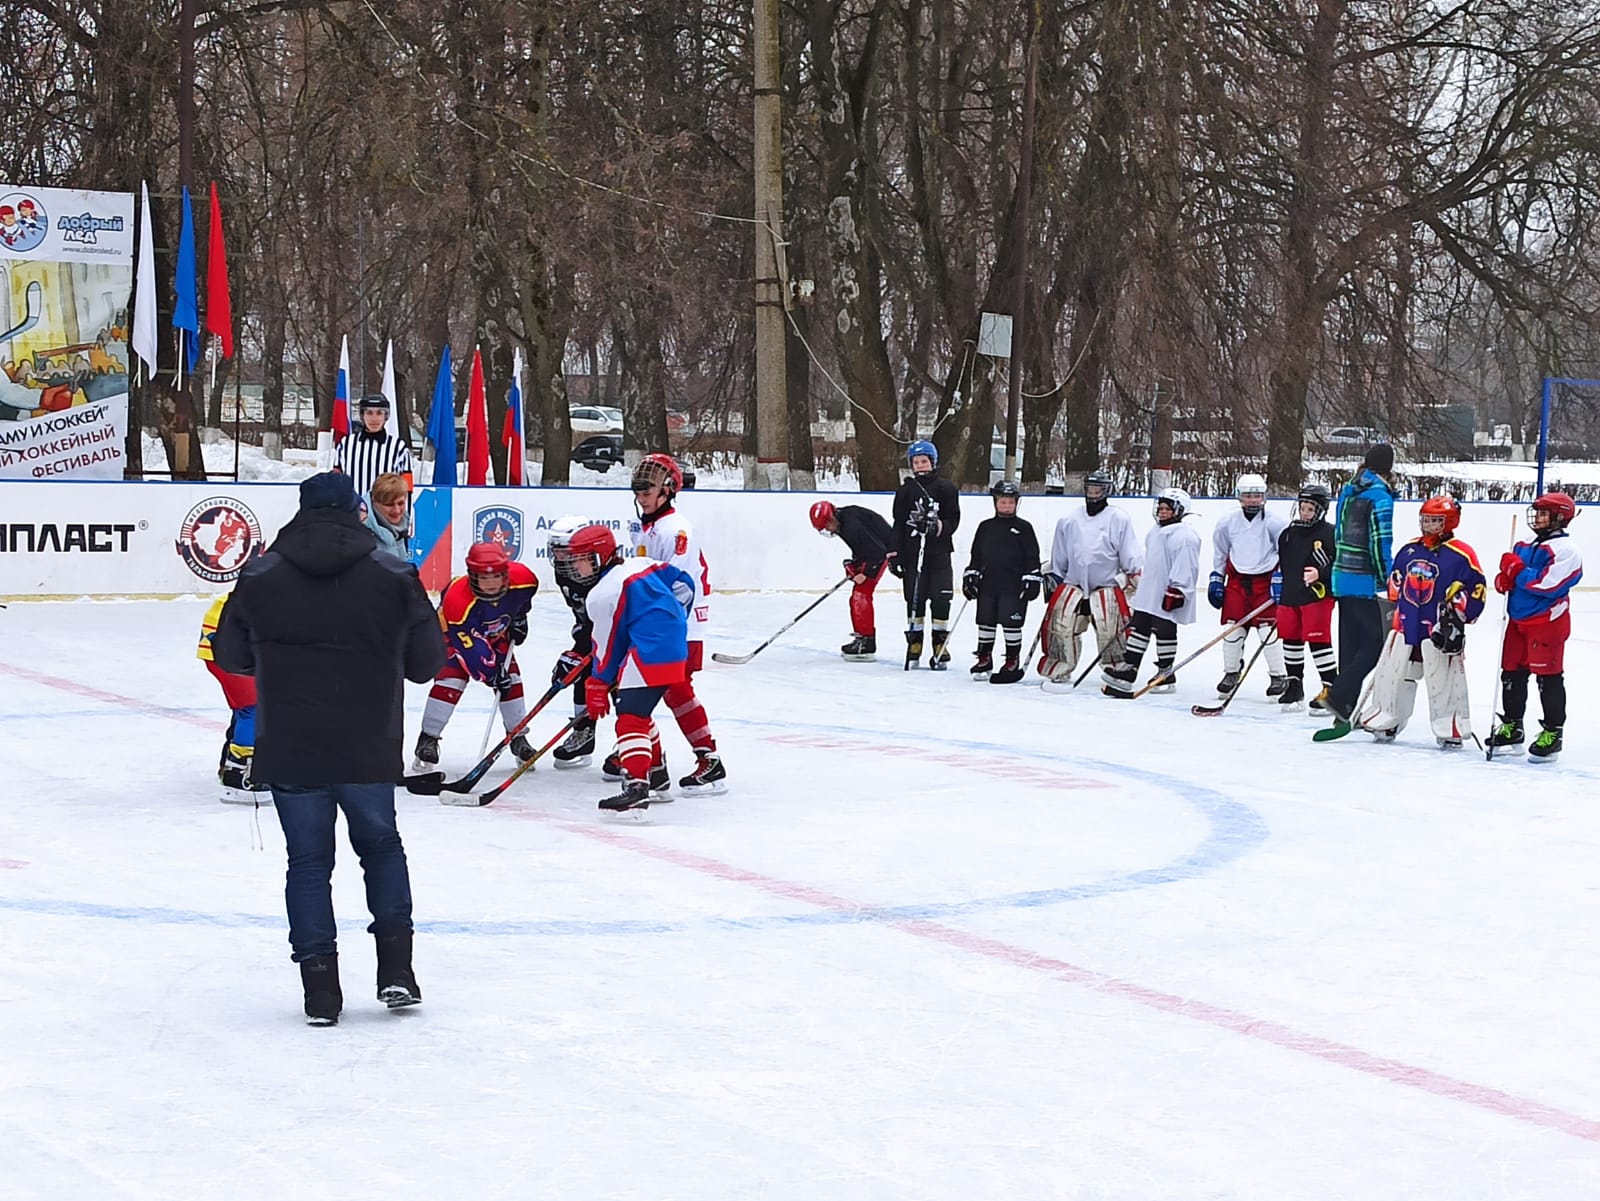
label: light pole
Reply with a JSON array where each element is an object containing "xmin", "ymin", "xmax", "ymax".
[{"xmin": 751, "ymin": 0, "xmax": 789, "ymax": 490}]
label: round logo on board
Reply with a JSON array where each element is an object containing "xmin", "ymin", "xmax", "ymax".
[{"xmin": 175, "ymin": 496, "xmax": 264, "ymax": 583}]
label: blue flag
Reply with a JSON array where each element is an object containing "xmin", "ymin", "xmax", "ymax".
[
  {"xmin": 172, "ymin": 186, "xmax": 200, "ymax": 372},
  {"xmin": 425, "ymin": 345, "xmax": 457, "ymax": 486}
]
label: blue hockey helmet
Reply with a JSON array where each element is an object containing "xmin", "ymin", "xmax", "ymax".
[{"xmin": 906, "ymin": 439, "xmax": 938, "ymax": 469}]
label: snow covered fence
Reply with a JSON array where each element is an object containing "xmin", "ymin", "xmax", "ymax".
[{"xmin": 0, "ymin": 478, "xmax": 1593, "ymax": 599}]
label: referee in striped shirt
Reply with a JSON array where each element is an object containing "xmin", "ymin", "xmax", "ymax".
[{"xmin": 335, "ymin": 394, "xmax": 414, "ymax": 499}]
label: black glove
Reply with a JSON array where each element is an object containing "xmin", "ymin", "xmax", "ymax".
[
  {"xmin": 961, "ymin": 569, "xmax": 982, "ymax": 602},
  {"xmin": 551, "ymin": 648, "xmax": 586, "ymax": 686},
  {"xmin": 888, "ymin": 555, "xmax": 904, "ymax": 579},
  {"xmin": 507, "ymin": 615, "xmax": 528, "ymax": 645},
  {"xmin": 1430, "ymin": 605, "xmax": 1466, "ymax": 655},
  {"xmin": 1020, "ymin": 572, "xmax": 1042, "ymax": 603},
  {"xmin": 491, "ymin": 659, "xmax": 516, "ymax": 692}
]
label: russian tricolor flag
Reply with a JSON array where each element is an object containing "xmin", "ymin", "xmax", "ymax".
[
  {"xmin": 503, "ymin": 347, "xmax": 527, "ymax": 486},
  {"xmin": 332, "ymin": 335, "xmax": 350, "ymax": 444}
]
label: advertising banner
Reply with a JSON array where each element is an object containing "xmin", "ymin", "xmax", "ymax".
[{"xmin": 0, "ymin": 184, "xmax": 135, "ymax": 481}]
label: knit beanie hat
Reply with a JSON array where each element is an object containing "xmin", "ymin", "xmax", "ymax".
[
  {"xmin": 1363, "ymin": 443, "xmax": 1394, "ymax": 476},
  {"xmin": 299, "ymin": 471, "xmax": 360, "ymax": 512}
]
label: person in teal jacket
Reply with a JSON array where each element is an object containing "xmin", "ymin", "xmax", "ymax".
[{"xmin": 1321, "ymin": 443, "xmax": 1395, "ymax": 724}]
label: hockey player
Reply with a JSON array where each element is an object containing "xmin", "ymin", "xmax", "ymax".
[
  {"xmin": 1037, "ymin": 468, "xmax": 1142, "ymax": 689},
  {"xmin": 891, "ymin": 439, "xmax": 961, "ymax": 668},
  {"xmin": 544, "ymin": 516, "xmax": 614, "ymax": 774},
  {"xmin": 962, "ymin": 479, "xmax": 1043, "ymax": 684},
  {"xmin": 810, "ymin": 499, "xmax": 896, "ymax": 661},
  {"xmin": 413, "ymin": 542, "xmax": 539, "ymax": 770},
  {"xmin": 1488, "ymin": 491, "xmax": 1583, "ymax": 761},
  {"xmin": 197, "ymin": 592, "xmax": 270, "ymax": 803},
  {"xmin": 1351, "ymin": 494, "xmax": 1486, "ymax": 747},
  {"xmin": 1208, "ymin": 473, "xmax": 1288, "ymax": 697},
  {"xmin": 571, "ymin": 523, "xmax": 696, "ymax": 813},
  {"xmin": 1104, "ymin": 488, "xmax": 1201, "ymax": 695},
  {"xmin": 628, "ymin": 452, "xmax": 725, "ymax": 792},
  {"xmin": 1274, "ymin": 483, "xmax": 1338, "ymax": 708}
]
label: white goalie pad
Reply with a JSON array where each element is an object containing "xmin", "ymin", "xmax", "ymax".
[
  {"xmin": 1420, "ymin": 640, "xmax": 1472, "ymax": 741},
  {"xmin": 1039, "ymin": 585, "xmax": 1086, "ymax": 681},
  {"xmin": 1360, "ymin": 630, "xmax": 1420, "ymax": 734},
  {"xmin": 1087, "ymin": 585, "xmax": 1131, "ymax": 667}
]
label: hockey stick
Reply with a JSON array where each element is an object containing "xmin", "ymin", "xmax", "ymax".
[
  {"xmin": 476, "ymin": 700, "xmax": 498, "ymax": 759},
  {"xmin": 1192, "ymin": 631, "xmax": 1279, "ymax": 716},
  {"xmin": 904, "ymin": 523, "xmax": 932, "ymax": 671},
  {"xmin": 1119, "ymin": 598, "xmax": 1275, "ymax": 700},
  {"xmin": 0, "ymin": 281, "xmax": 42, "ymax": 346},
  {"xmin": 405, "ymin": 656, "xmax": 591, "ymax": 796},
  {"xmin": 710, "ymin": 578, "xmax": 849, "ymax": 665},
  {"xmin": 461, "ymin": 717, "xmax": 579, "ymax": 807},
  {"xmin": 1311, "ymin": 636, "xmax": 1388, "ymax": 742},
  {"xmin": 1486, "ymin": 513, "xmax": 1519, "ymax": 761}
]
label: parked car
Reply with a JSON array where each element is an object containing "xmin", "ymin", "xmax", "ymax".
[
  {"xmin": 570, "ymin": 405, "xmax": 623, "ymax": 435},
  {"xmin": 571, "ymin": 433, "xmax": 623, "ymax": 471}
]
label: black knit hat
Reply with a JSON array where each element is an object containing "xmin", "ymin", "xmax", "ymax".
[
  {"xmin": 1363, "ymin": 443, "xmax": 1394, "ymax": 475},
  {"xmin": 299, "ymin": 471, "xmax": 360, "ymax": 512}
]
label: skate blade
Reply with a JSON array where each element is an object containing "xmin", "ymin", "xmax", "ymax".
[
  {"xmin": 1527, "ymin": 753, "xmax": 1559, "ymax": 764},
  {"xmin": 679, "ymin": 782, "xmax": 728, "ymax": 797},
  {"xmin": 841, "ymin": 653, "xmax": 876, "ymax": 662},
  {"xmin": 219, "ymin": 788, "xmax": 273, "ymax": 805},
  {"xmin": 970, "ymin": 673, "xmax": 991, "ymax": 682},
  {"xmin": 552, "ymin": 755, "xmax": 592, "ymax": 770}
]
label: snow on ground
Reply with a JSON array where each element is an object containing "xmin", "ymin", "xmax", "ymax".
[{"xmin": 2, "ymin": 590, "xmax": 1598, "ymax": 1199}]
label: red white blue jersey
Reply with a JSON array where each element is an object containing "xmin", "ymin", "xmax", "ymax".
[
  {"xmin": 1505, "ymin": 532, "xmax": 1582, "ymax": 622},
  {"xmin": 1388, "ymin": 535, "xmax": 1486, "ymax": 645},
  {"xmin": 586, "ymin": 557, "xmax": 693, "ymax": 689},
  {"xmin": 437, "ymin": 562, "xmax": 538, "ymax": 644},
  {"xmin": 630, "ymin": 506, "xmax": 710, "ymax": 638}
]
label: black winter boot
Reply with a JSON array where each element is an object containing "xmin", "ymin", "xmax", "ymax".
[
  {"xmin": 300, "ymin": 953, "xmax": 343, "ymax": 1026},
  {"xmin": 375, "ymin": 931, "xmax": 421, "ymax": 1008}
]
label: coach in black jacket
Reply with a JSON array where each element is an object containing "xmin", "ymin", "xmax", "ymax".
[{"xmin": 214, "ymin": 470, "xmax": 444, "ymax": 1026}]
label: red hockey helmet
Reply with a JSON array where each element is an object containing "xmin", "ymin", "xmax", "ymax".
[
  {"xmin": 1419, "ymin": 493, "xmax": 1461, "ymax": 535},
  {"xmin": 465, "ymin": 541, "xmax": 511, "ymax": 598},
  {"xmin": 567, "ymin": 523, "xmax": 621, "ymax": 576},
  {"xmin": 632, "ymin": 453, "xmax": 683, "ymax": 496},
  {"xmin": 1529, "ymin": 491, "xmax": 1577, "ymax": 531},
  {"xmin": 809, "ymin": 500, "xmax": 837, "ymax": 532}
]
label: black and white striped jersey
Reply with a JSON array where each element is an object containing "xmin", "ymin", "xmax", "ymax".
[{"xmin": 334, "ymin": 429, "xmax": 414, "ymax": 497}]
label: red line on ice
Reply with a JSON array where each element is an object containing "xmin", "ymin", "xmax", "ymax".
[{"xmin": 0, "ymin": 661, "xmax": 224, "ymax": 731}]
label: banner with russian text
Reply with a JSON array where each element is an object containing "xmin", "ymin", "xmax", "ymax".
[{"xmin": 0, "ymin": 184, "xmax": 135, "ymax": 480}]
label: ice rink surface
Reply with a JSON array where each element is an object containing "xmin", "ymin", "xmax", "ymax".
[{"xmin": 2, "ymin": 592, "xmax": 1598, "ymax": 1200}]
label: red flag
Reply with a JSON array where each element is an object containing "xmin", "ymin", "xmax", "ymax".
[
  {"xmin": 204, "ymin": 182, "xmax": 234, "ymax": 358},
  {"xmin": 466, "ymin": 347, "xmax": 490, "ymax": 485}
]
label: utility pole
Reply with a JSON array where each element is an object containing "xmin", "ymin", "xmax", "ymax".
[
  {"xmin": 750, "ymin": 0, "xmax": 790, "ymax": 490},
  {"xmin": 1003, "ymin": 0, "xmax": 1040, "ymax": 483}
]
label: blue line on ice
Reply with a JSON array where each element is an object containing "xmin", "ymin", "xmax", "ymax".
[{"xmin": 0, "ymin": 716, "xmax": 1267, "ymax": 936}]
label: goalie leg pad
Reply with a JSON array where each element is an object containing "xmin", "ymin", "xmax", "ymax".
[
  {"xmin": 1039, "ymin": 585, "xmax": 1085, "ymax": 681},
  {"xmin": 1420, "ymin": 640, "xmax": 1471, "ymax": 741},
  {"xmin": 1088, "ymin": 585, "xmax": 1131, "ymax": 666},
  {"xmin": 1361, "ymin": 631, "xmax": 1413, "ymax": 732}
]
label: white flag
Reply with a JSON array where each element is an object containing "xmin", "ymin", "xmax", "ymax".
[
  {"xmin": 131, "ymin": 181, "xmax": 158, "ymax": 380},
  {"xmin": 380, "ymin": 339, "xmax": 400, "ymax": 440}
]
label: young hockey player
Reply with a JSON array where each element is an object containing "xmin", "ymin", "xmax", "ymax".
[
  {"xmin": 197, "ymin": 592, "xmax": 270, "ymax": 803},
  {"xmin": 414, "ymin": 541, "xmax": 539, "ymax": 771},
  {"xmin": 571, "ymin": 523, "xmax": 696, "ymax": 813},
  {"xmin": 627, "ymin": 452, "xmax": 725, "ymax": 792},
  {"xmin": 1208, "ymin": 473, "xmax": 1288, "ymax": 697},
  {"xmin": 1103, "ymin": 488, "xmax": 1201, "ymax": 695},
  {"xmin": 810, "ymin": 500, "xmax": 896, "ymax": 661},
  {"xmin": 962, "ymin": 479, "xmax": 1043, "ymax": 684},
  {"xmin": 1037, "ymin": 469, "xmax": 1142, "ymax": 690},
  {"xmin": 1348, "ymin": 494, "xmax": 1486, "ymax": 747},
  {"xmin": 544, "ymin": 516, "xmax": 607, "ymax": 772},
  {"xmin": 1273, "ymin": 483, "xmax": 1339, "ymax": 708},
  {"xmin": 891, "ymin": 439, "xmax": 961, "ymax": 668},
  {"xmin": 1488, "ymin": 491, "xmax": 1583, "ymax": 761}
]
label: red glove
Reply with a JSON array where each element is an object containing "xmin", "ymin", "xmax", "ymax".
[
  {"xmin": 686, "ymin": 641, "xmax": 704, "ymax": 674},
  {"xmin": 1161, "ymin": 586, "xmax": 1184, "ymax": 612},
  {"xmin": 584, "ymin": 677, "xmax": 612, "ymax": 721}
]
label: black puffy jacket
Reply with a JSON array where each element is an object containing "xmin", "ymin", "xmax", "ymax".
[{"xmin": 212, "ymin": 507, "xmax": 445, "ymax": 785}]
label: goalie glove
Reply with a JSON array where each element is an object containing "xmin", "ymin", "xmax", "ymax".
[
  {"xmin": 1430, "ymin": 604, "xmax": 1466, "ymax": 655},
  {"xmin": 961, "ymin": 569, "xmax": 982, "ymax": 602}
]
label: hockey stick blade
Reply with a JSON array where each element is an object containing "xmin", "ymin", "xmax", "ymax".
[
  {"xmin": 710, "ymin": 650, "xmax": 757, "ymax": 666},
  {"xmin": 0, "ymin": 282, "xmax": 42, "ymax": 344},
  {"xmin": 1189, "ymin": 630, "xmax": 1277, "ymax": 718},
  {"xmin": 468, "ymin": 719, "xmax": 577, "ymax": 806},
  {"xmin": 402, "ymin": 771, "xmax": 446, "ymax": 795}
]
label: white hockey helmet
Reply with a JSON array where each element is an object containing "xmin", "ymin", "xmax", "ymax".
[
  {"xmin": 1235, "ymin": 472, "xmax": 1267, "ymax": 498},
  {"xmin": 547, "ymin": 514, "xmax": 593, "ymax": 580},
  {"xmin": 1153, "ymin": 487, "xmax": 1191, "ymax": 520}
]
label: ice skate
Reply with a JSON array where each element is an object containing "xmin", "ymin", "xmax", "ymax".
[
  {"xmin": 410, "ymin": 732, "xmax": 440, "ymax": 774},
  {"xmin": 1276, "ymin": 677, "xmax": 1305, "ymax": 706},
  {"xmin": 841, "ymin": 635, "xmax": 876, "ymax": 662},
  {"xmin": 989, "ymin": 656, "xmax": 1025, "ymax": 685},
  {"xmin": 552, "ymin": 719, "xmax": 596, "ymax": 769},
  {"xmin": 509, "ymin": 734, "xmax": 535, "ymax": 763},
  {"xmin": 1216, "ymin": 670, "xmax": 1240, "ymax": 697},
  {"xmin": 969, "ymin": 653, "xmax": 993, "ymax": 681},
  {"xmin": 599, "ymin": 779, "xmax": 652, "ymax": 813},
  {"xmin": 1265, "ymin": 674, "xmax": 1289, "ymax": 698},
  {"xmin": 1101, "ymin": 662, "xmax": 1137, "ymax": 696},
  {"xmin": 1486, "ymin": 719, "xmax": 1524, "ymax": 756},
  {"xmin": 1529, "ymin": 725, "xmax": 1562, "ymax": 763},
  {"xmin": 678, "ymin": 751, "xmax": 728, "ymax": 795}
]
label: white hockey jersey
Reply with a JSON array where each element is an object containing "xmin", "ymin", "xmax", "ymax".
[
  {"xmin": 1048, "ymin": 506, "xmax": 1143, "ymax": 592},
  {"xmin": 1135, "ymin": 519, "xmax": 1202, "ymax": 624},
  {"xmin": 629, "ymin": 506, "xmax": 711, "ymax": 638},
  {"xmin": 1212, "ymin": 506, "xmax": 1287, "ymax": 577}
]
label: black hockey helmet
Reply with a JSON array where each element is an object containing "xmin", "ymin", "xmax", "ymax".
[
  {"xmin": 1296, "ymin": 482, "xmax": 1331, "ymax": 521},
  {"xmin": 1085, "ymin": 469, "xmax": 1114, "ymax": 496},
  {"xmin": 990, "ymin": 478, "xmax": 1022, "ymax": 503}
]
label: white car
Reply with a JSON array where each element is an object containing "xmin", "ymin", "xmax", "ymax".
[{"xmin": 569, "ymin": 406, "xmax": 623, "ymax": 436}]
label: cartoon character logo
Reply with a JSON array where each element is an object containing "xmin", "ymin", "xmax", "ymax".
[
  {"xmin": 473, "ymin": 505, "xmax": 524, "ymax": 561},
  {"xmin": 176, "ymin": 497, "xmax": 265, "ymax": 583},
  {"xmin": 1402, "ymin": 558, "xmax": 1439, "ymax": 609},
  {"xmin": 0, "ymin": 192, "xmax": 48, "ymax": 254}
]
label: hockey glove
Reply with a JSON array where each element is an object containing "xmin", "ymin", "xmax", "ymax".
[
  {"xmin": 686, "ymin": 641, "xmax": 704, "ymax": 675},
  {"xmin": 584, "ymin": 677, "xmax": 612, "ymax": 721},
  {"xmin": 888, "ymin": 556, "xmax": 904, "ymax": 579},
  {"xmin": 552, "ymin": 649, "xmax": 587, "ymax": 687},
  {"xmin": 962, "ymin": 569, "xmax": 982, "ymax": 602},
  {"xmin": 1020, "ymin": 572, "xmax": 1042, "ymax": 603},
  {"xmin": 1431, "ymin": 605, "xmax": 1466, "ymax": 655},
  {"xmin": 507, "ymin": 615, "xmax": 529, "ymax": 645},
  {"xmin": 844, "ymin": 559, "xmax": 866, "ymax": 583},
  {"xmin": 490, "ymin": 658, "xmax": 516, "ymax": 694},
  {"xmin": 1042, "ymin": 571, "xmax": 1062, "ymax": 599},
  {"xmin": 1122, "ymin": 571, "xmax": 1141, "ymax": 604},
  {"xmin": 1207, "ymin": 572, "xmax": 1225, "ymax": 609},
  {"xmin": 1161, "ymin": 586, "xmax": 1185, "ymax": 613},
  {"xmin": 1269, "ymin": 570, "xmax": 1282, "ymax": 603}
]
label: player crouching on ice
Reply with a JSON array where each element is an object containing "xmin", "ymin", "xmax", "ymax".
[
  {"xmin": 413, "ymin": 542, "xmax": 539, "ymax": 772},
  {"xmin": 962, "ymin": 479, "xmax": 1042, "ymax": 683},
  {"xmin": 1103, "ymin": 488, "xmax": 1201, "ymax": 695},
  {"xmin": 810, "ymin": 499, "xmax": 895, "ymax": 662},
  {"xmin": 568, "ymin": 524, "xmax": 697, "ymax": 812},
  {"xmin": 1354, "ymin": 495, "xmax": 1487, "ymax": 748},
  {"xmin": 1488, "ymin": 491, "xmax": 1583, "ymax": 761},
  {"xmin": 1037, "ymin": 469, "xmax": 1142, "ymax": 691}
]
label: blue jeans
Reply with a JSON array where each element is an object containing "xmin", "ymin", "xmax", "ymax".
[{"xmin": 271, "ymin": 782, "xmax": 413, "ymax": 962}]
